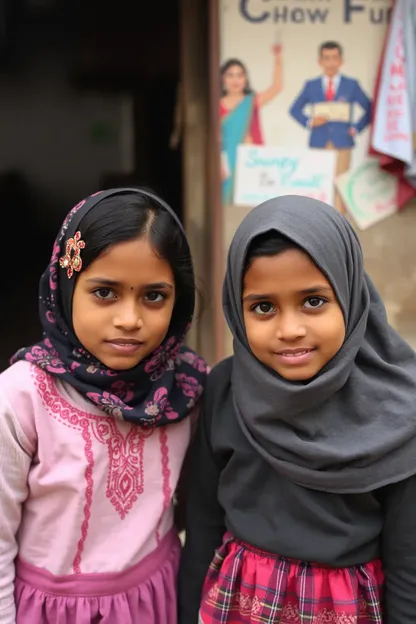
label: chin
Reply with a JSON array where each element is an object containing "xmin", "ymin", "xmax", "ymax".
[
  {"xmin": 99, "ymin": 356, "xmax": 143, "ymax": 371},
  {"xmin": 274, "ymin": 366, "xmax": 319, "ymax": 382}
]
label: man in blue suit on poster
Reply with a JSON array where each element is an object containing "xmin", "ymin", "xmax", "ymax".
[{"xmin": 289, "ymin": 41, "xmax": 372, "ymax": 213}]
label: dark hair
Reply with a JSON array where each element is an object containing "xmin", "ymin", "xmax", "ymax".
[
  {"xmin": 77, "ymin": 191, "xmax": 195, "ymax": 332},
  {"xmin": 220, "ymin": 58, "xmax": 253, "ymax": 95},
  {"xmin": 244, "ymin": 231, "xmax": 299, "ymax": 275},
  {"xmin": 319, "ymin": 41, "xmax": 343, "ymax": 57}
]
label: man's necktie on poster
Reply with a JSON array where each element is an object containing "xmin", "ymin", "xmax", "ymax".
[{"xmin": 326, "ymin": 79, "xmax": 335, "ymax": 101}]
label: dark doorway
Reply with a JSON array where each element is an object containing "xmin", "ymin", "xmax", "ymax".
[{"xmin": 0, "ymin": 0, "xmax": 183, "ymax": 370}]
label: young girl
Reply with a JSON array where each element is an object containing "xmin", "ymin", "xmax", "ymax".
[
  {"xmin": 179, "ymin": 195, "xmax": 416, "ymax": 623},
  {"xmin": 0, "ymin": 187, "xmax": 207, "ymax": 623}
]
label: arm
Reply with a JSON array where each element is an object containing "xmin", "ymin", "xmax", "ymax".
[
  {"xmin": 174, "ymin": 405, "xmax": 200, "ymax": 533},
  {"xmin": 0, "ymin": 394, "xmax": 33, "ymax": 623},
  {"xmin": 380, "ymin": 474, "xmax": 416, "ymax": 623},
  {"xmin": 178, "ymin": 403, "xmax": 226, "ymax": 624},
  {"xmin": 289, "ymin": 82, "xmax": 312, "ymax": 128},
  {"xmin": 351, "ymin": 80, "xmax": 372, "ymax": 133},
  {"xmin": 256, "ymin": 45, "xmax": 283, "ymax": 107}
]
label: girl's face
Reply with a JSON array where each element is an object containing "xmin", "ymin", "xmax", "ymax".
[
  {"xmin": 242, "ymin": 248, "xmax": 345, "ymax": 381},
  {"xmin": 223, "ymin": 64, "xmax": 247, "ymax": 95},
  {"xmin": 72, "ymin": 236, "xmax": 176, "ymax": 370}
]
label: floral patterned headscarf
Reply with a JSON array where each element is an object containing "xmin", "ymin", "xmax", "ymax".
[{"xmin": 12, "ymin": 188, "xmax": 208, "ymax": 428}]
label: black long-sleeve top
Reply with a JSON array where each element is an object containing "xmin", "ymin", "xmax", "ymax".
[{"xmin": 179, "ymin": 357, "xmax": 416, "ymax": 623}]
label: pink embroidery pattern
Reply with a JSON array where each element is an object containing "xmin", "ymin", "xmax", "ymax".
[
  {"xmin": 155, "ymin": 426, "xmax": 172, "ymax": 544},
  {"xmin": 91, "ymin": 419, "xmax": 153, "ymax": 519},
  {"xmin": 33, "ymin": 366, "xmax": 154, "ymax": 570},
  {"xmin": 33, "ymin": 366, "xmax": 94, "ymax": 574}
]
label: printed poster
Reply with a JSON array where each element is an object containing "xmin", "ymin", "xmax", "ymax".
[
  {"xmin": 336, "ymin": 157, "xmax": 398, "ymax": 229},
  {"xmin": 219, "ymin": 0, "xmax": 391, "ymax": 214},
  {"xmin": 234, "ymin": 145, "xmax": 336, "ymax": 206}
]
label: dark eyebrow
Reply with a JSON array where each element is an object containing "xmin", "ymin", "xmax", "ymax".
[
  {"xmin": 243, "ymin": 285, "xmax": 333, "ymax": 302},
  {"xmin": 299, "ymin": 286, "xmax": 333, "ymax": 295},
  {"xmin": 86, "ymin": 278, "xmax": 120, "ymax": 287},
  {"xmin": 86, "ymin": 278, "xmax": 173, "ymax": 290},
  {"xmin": 144, "ymin": 282, "xmax": 174, "ymax": 290},
  {"xmin": 243, "ymin": 293, "xmax": 273, "ymax": 302}
]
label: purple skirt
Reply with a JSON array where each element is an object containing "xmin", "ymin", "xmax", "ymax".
[{"xmin": 15, "ymin": 529, "xmax": 180, "ymax": 624}]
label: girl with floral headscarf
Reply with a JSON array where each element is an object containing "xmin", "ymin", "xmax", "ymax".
[{"xmin": 0, "ymin": 188, "xmax": 207, "ymax": 623}]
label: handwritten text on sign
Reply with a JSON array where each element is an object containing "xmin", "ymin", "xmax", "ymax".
[
  {"xmin": 234, "ymin": 145, "xmax": 336, "ymax": 207},
  {"xmin": 335, "ymin": 158, "xmax": 398, "ymax": 230}
]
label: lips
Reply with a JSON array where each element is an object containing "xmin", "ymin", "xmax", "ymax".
[
  {"xmin": 105, "ymin": 339, "xmax": 144, "ymax": 355},
  {"xmin": 275, "ymin": 348, "xmax": 315, "ymax": 357},
  {"xmin": 107, "ymin": 338, "xmax": 142, "ymax": 346},
  {"xmin": 273, "ymin": 348, "xmax": 317, "ymax": 367}
]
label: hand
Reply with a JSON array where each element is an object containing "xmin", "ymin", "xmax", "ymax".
[
  {"xmin": 221, "ymin": 164, "xmax": 229, "ymax": 181},
  {"xmin": 272, "ymin": 44, "xmax": 282, "ymax": 56},
  {"xmin": 349, "ymin": 127, "xmax": 357, "ymax": 136},
  {"xmin": 310, "ymin": 116, "xmax": 328, "ymax": 127}
]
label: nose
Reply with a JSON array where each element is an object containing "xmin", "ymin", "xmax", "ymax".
[
  {"xmin": 275, "ymin": 311, "xmax": 307, "ymax": 341},
  {"xmin": 113, "ymin": 301, "xmax": 143, "ymax": 331}
]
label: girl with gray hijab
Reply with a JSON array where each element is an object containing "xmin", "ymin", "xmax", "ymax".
[{"xmin": 179, "ymin": 195, "xmax": 416, "ymax": 623}]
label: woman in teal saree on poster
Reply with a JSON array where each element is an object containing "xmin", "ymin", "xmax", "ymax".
[{"xmin": 220, "ymin": 45, "xmax": 283, "ymax": 205}]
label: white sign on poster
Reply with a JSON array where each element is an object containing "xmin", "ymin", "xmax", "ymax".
[
  {"xmin": 233, "ymin": 145, "xmax": 336, "ymax": 207},
  {"xmin": 335, "ymin": 158, "xmax": 398, "ymax": 230}
]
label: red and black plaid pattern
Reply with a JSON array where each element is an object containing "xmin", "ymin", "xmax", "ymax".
[{"xmin": 199, "ymin": 535, "xmax": 384, "ymax": 623}]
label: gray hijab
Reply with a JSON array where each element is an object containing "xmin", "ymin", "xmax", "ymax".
[{"xmin": 223, "ymin": 195, "xmax": 416, "ymax": 494}]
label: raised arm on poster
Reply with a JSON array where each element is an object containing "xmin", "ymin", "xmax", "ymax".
[{"xmin": 220, "ymin": 43, "xmax": 283, "ymax": 206}]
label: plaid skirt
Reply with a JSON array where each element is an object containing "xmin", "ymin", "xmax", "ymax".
[{"xmin": 199, "ymin": 534, "xmax": 384, "ymax": 623}]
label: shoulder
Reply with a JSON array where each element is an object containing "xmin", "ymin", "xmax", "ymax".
[
  {"xmin": 340, "ymin": 75, "xmax": 358, "ymax": 86},
  {"xmin": 0, "ymin": 361, "xmax": 41, "ymax": 450},
  {"xmin": 0, "ymin": 361, "xmax": 37, "ymax": 454},
  {"xmin": 203, "ymin": 357, "xmax": 233, "ymax": 417},
  {"xmin": 306, "ymin": 77, "xmax": 321, "ymax": 88},
  {"xmin": 0, "ymin": 360, "xmax": 36, "ymax": 399},
  {"xmin": 206, "ymin": 357, "xmax": 233, "ymax": 393}
]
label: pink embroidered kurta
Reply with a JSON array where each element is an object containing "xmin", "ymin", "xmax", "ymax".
[{"xmin": 0, "ymin": 360, "xmax": 194, "ymax": 623}]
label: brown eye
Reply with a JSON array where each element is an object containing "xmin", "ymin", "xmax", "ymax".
[
  {"xmin": 253, "ymin": 302, "xmax": 275, "ymax": 315},
  {"xmin": 93, "ymin": 288, "xmax": 116, "ymax": 300},
  {"xmin": 144, "ymin": 292, "xmax": 166, "ymax": 303},
  {"xmin": 304, "ymin": 297, "xmax": 326, "ymax": 309}
]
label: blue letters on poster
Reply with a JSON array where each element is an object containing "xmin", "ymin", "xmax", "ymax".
[{"xmin": 239, "ymin": 0, "xmax": 391, "ymax": 26}]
